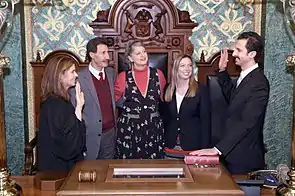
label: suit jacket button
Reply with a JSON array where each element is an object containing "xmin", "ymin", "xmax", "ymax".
[
  {"xmin": 98, "ymin": 134, "xmax": 102, "ymax": 136},
  {"xmin": 99, "ymin": 120, "xmax": 102, "ymax": 122}
]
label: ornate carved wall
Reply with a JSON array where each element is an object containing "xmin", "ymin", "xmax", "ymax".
[
  {"xmin": 21, "ymin": 0, "xmax": 295, "ymax": 175},
  {"xmin": 0, "ymin": 0, "xmax": 278, "ymax": 174},
  {"xmin": 2, "ymin": 13, "xmax": 25, "ymax": 175},
  {"xmin": 24, "ymin": 0, "xmax": 262, "ymax": 141}
]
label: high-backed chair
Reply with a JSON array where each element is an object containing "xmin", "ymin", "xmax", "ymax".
[
  {"xmin": 90, "ymin": 0, "xmax": 197, "ymax": 82},
  {"xmin": 196, "ymin": 50, "xmax": 240, "ymax": 146},
  {"xmin": 207, "ymin": 75, "xmax": 237, "ymax": 145},
  {"xmin": 22, "ymin": 50, "xmax": 89, "ymax": 175},
  {"xmin": 23, "ymin": 0, "xmax": 198, "ymax": 175}
]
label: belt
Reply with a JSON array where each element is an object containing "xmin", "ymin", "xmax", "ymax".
[{"xmin": 122, "ymin": 112, "xmax": 159, "ymax": 121}]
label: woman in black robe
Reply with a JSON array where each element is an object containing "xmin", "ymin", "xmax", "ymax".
[{"xmin": 37, "ymin": 56, "xmax": 86, "ymax": 172}]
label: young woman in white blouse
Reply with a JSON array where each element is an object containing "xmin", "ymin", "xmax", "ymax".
[{"xmin": 161, "ymin": 54, "xmax": 211, "ymax": 159}]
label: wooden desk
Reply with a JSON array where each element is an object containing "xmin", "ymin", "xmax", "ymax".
[
  {"xmin": 11, "ymin": 176, "xmax": 56, "ymax": 196},
  {"xmin": 58, "ymin": 159, "xmax": 242, "ymax": 195},
  {"xmin": 13, "ymin": 178, "xmax": 276, "ymax": 196},
  {"xmin": 11, "ymin": 160, "xmax": 276, "ymax": 196}
]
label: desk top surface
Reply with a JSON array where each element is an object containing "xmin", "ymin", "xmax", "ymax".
[
  {"xmin": 12, "ymin": 159, "xmax": 276, "ymax": 196},
  {"xmin": 58, "ymin": 159, "xmax": 242, "ymax": 195}
]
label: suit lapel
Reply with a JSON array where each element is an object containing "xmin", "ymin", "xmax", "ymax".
[
  {"xmin": 105, "ymin": 68, "xmax": 116, "ymax": 115},
  {"xmin": 231, "ymin": 68, "xmax": 259, "ymax": 101},
  {"xmin": 171, "ymin": 93, "xmax": 178, "ymax": 114},
  {"xmin": 82, "ymin": 69, "xmax": 101, "ymax": 111}
]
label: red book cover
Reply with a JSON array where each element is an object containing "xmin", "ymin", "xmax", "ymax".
[{"xmin": 184, "ymin": 155, "xmax": 219, "ymax": 165}]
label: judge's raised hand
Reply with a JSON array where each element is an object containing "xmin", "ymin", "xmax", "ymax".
[
  {"xmin": 75, "ymin": 81, "xmax": 85, "ymax": 109},
  {"xmin": 189, "ymin": 148, "xmax": 218, "ymax": 156},
  {"xmin": 219, "ymin": 49, "xmax": 228, "ymax": 72}
]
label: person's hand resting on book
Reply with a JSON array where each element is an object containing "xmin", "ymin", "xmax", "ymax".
[{"xmin": 189, "ymin": 148, "xmax": 219, "ymax": 156}]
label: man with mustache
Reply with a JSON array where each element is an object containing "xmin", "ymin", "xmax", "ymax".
[
  {"xmin": 190, "ymin": 31, "xmax": 270, "ymax": 174},
  {"xmin": 70, "ymin": 37, "xmax": 116, "ymax": 160}
]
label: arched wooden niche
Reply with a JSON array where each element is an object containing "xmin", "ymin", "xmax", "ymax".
[
  {"xmin": 89, "ymin": 0, "xmax": 198, "ymax": 82},
  {"xmin": 31, "ymin": 50, "xmax": 89, "ymax": 130}
]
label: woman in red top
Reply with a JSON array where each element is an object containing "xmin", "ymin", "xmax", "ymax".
[{"xmin": 115, "ymin": 41, "xmax": 166, "ymax": 159}]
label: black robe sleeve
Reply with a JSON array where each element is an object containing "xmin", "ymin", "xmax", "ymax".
[{"xmin": 43, "ymin": 97, "xmax": 86, "ymax": 161}]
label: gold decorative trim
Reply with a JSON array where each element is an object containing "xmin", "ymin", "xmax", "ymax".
[
  {"xmin": 24, "ymin": 6, "xmax": 35, "ymax": 141},
  {"xmin": 254, "ymin": 0, "xmax": 262, "ymax": 34}
]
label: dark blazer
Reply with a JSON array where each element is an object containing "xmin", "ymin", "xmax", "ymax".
[
  {"xmin": 37, "ymin": 96, "xmax": 86, "ymax": 172},
  {"xmin": 216, "ymin": 68, "xmax": 269, "ymax": 174},
  {"xmin": 161, "ymin": 83, "xmax": 211, "ymax": 151}
]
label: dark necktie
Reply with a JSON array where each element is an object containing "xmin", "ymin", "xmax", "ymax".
[{"xmin": 99, "ymin": 72, "xmax": 103, "ymax": 81}]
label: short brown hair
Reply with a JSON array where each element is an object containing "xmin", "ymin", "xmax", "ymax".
[
  {"xmin": 86, "ymin": 37, "xmax": 109, "ymax": 61},
  {"xmin": 237, "ymin": 31, "xmax": 264, "ymax": 63},
  {"xmin": 41, "ymin": 56, "xmax": 77, "ymax": 102}
]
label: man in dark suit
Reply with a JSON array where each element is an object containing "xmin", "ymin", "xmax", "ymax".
[
  {"xmin": 190, "ymin": 31, "xmax": 270, "ymax": 174},
  {"xmin": 70, "ymin": 37, "xmax": 117, "ymax": 160}
]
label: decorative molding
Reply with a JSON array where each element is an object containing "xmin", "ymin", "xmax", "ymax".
[
  {"xmin": 24, "ymin": 4, "xmax": 35, "ymax": 141},
  {"xmin": 24, "ymin": 0, "xmax": 262, "ymax": 140}
]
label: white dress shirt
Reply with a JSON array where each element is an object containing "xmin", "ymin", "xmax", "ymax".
[
  {"xmin": 236, "ymin": 63, "xmax": 259, "ymax": 87},
  {"xmin": 89, "ymin": 63, "xmax": 105, "ymax": 80},
  {"xmin": 176, "ymin": 92, "xmax": 185, "ymax": 113}
]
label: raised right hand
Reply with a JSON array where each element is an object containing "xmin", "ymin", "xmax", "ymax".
[
  {"xmin": 218, "ymin": 49, "xmax": 228, "ymax": 71},
  {"xmin": 75, "ymin": 81, "xmax": 85, "ymax": 108}
]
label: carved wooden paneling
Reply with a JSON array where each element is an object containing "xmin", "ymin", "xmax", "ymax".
[
  {"xmin": 196, "ymin": 50, "xmax": 240, "ymax": 85},
  {"xmin": 30, "ymin": 50, "xmax": 89, "ymax": 131},
  {"xmin": 89, "ymin": 0, "xmax": 198, "ymax": 82},
  {"xmin": 0, "ymin": 76, "xmax": 6, "ymax": 167}
]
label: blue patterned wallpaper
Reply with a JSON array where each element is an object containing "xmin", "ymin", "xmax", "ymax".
[
  {"xmin": 0, "ymin": 0, "xmax": 290, "ymax": 174},
  {"xmin": 2, "ymin": 14, "xmax": 25, "ymax": 175},
  {"xmin": 30, "ymin": 0, "xmax": 257, "ymax": 61},
  {"xmin": 173, "ymin": 0, "xmax": 257, "ymax": 60},
  {"xmin": 263, "ymin": 0, "xmax": 293, "ymax": 169}
]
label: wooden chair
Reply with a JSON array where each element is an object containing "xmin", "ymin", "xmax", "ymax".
[
  {"xmin": 22, "ymin": 50, "xmax": 88, "ymax": 175},
  {"xmin": 23, "ymin": 0, "xmax": 198, "ymax": 175}
]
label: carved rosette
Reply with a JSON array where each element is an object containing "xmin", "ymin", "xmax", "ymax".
[
  {"xmin": 89, "ymin": 0, "xmax": 198, "ymax": 48},
  {"xmin": 89, "ymin": 0, "xmax": 198, "ymax": 82}
]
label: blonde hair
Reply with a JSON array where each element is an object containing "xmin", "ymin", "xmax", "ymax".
[
  {"xmin": 124, "ymin": 40, "xmax": 145, "ymax": 65},
  {"xmin": 164, "ymin": 54, "xmax": 198, "ymax": 102},
  {"xmin": 41, "ymin": 56, "xmax": 77, "ymax": 102}
]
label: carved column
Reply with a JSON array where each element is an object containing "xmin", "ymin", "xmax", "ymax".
[
  {"xmin": 276, "ymin": 54, "xmax": 295, "ymax": 195},
  {"xmin": 0, "ymin": 55, "xmax": 9, "ymax": 168},
  {"xmin": 0, "ymin": 68, "xmax": 5, "ymax": 167}
]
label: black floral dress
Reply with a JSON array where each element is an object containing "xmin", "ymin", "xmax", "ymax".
[{"xmin": 116, "ymin": 67, "xmax": 164, "ymax": 159}]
